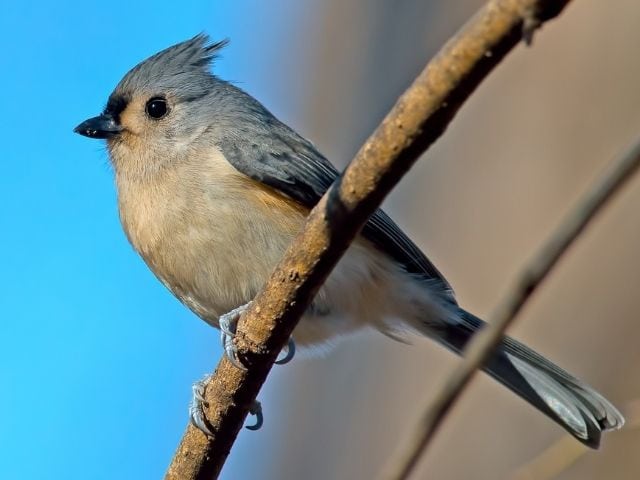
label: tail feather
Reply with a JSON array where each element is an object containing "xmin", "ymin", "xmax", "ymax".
[{"xmin": 437, "ymin": 309, "xmax": 624, "ymax": 448}]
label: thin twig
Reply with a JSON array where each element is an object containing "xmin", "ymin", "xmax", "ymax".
[
  {"xmin": 510, "ymin": 437, "xmax": 588, "ymax": 480},
  {"xmin": 379, "ymin": 139, "xmax": 640, "ymax": 480},
  {"xmin": 165, "ymin": 1, "xmax": 573, "ymax": 478},
  {"xmin": 510, "ymin": 399, "xmax": 640, "ymax": 480}
]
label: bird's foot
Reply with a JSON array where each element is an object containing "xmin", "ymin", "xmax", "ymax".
[
  {"xmin": 246, "ymin": 400, "xmax": 263, "ymax": 431},
  {"xmin": 220, "ymin": 303, "xmax": 297, "ymax": 369},
  {"xmin": 220, "ymin": 302, "xmax": 252, "ymax": 370},
  {"xmin": 189, "ymin": 374, "xmax": 214, "ymax": 436},
  {"xmin": 189, "ymin": 374, "xmax": 264, "ymax": 434}
]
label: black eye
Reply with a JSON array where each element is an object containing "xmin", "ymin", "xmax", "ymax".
[{"xmin": 145, "ymin": 97, "xmax": 168, "ymax": 119}]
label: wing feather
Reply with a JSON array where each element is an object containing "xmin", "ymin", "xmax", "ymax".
[{"xmin": 218, "ymin": 122, "xmax": 453, "ymax": 296}]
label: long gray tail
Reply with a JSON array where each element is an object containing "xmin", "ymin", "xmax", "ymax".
[{"xmin": 436, "ymin": 309, "xmax": 624, "ymax": 448}]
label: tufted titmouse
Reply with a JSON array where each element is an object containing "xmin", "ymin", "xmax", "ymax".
[{"xmin": 75, "ymin": 35, "xmax": 623, "ymax": 447}]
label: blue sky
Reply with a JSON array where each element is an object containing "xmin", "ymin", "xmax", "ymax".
[{"xmin": 0, "ymin": 1, "xmax": 312, "ymax": 478}]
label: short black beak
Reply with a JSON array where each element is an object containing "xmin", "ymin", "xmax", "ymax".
[{"xmin": 74, "ymin": 113, "xmax": 122, "ymax": 139}]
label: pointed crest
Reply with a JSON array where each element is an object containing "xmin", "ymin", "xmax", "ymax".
[{"xmin": 113, "ymin": 34, "xmax": 229, "ymax": 100}]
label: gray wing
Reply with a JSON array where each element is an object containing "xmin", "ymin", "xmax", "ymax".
[{"xmin": 218, "ymin": 122, "xmax": 453, "ymax": 295}]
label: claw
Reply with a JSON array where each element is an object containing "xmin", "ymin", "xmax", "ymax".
[
  {"xmin": 246, "ymin": 400, "xmax": 263, "ymax": 431},
  {"xmin": 189, "ymin": 375, "xmax": 265, "ymax": 434},
  {"xmin": 275, "ymin": 337, "xmax": 296, "ymax": 365},
  {"xmin": 189, "ymin": 375, "xmax": 214, "ymax": 437},
  {"xmin": 220, "ymin": 302, "xmax": 296, "ymax": 369},
  {"xmin": 219, "ymin": 302, "xmax": 252, "ymax": 370}
]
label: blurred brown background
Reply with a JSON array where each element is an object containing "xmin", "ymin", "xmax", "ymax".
[{"xmin": 226, "ymin": 1, "xmax": 640, "ymax": 478}]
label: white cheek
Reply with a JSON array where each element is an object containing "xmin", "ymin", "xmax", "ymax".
[{"xmin": 173, "ymin": 125, "xmax": 209, "ymax": 153}]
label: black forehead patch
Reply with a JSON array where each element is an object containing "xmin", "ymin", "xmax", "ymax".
[{"xmin": 104, "ymin": 93, "xmax": 130, "ymax": 122}]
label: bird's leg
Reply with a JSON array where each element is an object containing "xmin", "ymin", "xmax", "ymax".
[
  {"xmin": 189, "ymin": 374, "xmax": 264, "ymax": 435},
  {"xmin": 190, "ymin": 305, "xmax": 297, "ymax": 436},
  {"xmin": 219, "ymin": 302, "xmax": 297, "ymax": 369}
]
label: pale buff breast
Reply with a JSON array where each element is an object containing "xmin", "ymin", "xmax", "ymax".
[
  {"xmin": 116, "ymin": 147, "xmax": 311, "ymax": 323},
  {"xmin": 114, "ymin": 147, "xmax": 441, "ymax": 348}
]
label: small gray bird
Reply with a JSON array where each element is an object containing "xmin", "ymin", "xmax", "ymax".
[{"xmin": 75, "ymin": 34, "xmax": 624, "ymax": 447}]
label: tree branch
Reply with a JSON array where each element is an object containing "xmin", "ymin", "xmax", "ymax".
[
  {"xmin": 379, "ymin": 138, "xmax": 640, "ymax": 480},
  {"xmin": 165, "ymin": 1, "xmax": 573, "ymax": 478},
  {"xmin": 510, "ymin": 399, "xmax": 640, "ymax": 480}
]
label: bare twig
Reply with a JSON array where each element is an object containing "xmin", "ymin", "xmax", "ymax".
[
  {"xmin": 510, "ymin": 399, "xmax": 640, "ymax": 480},
  {"xmin": 165, "ymin": 1, "xmax": 573, "ymax": 478},
  {"xmin": 379, "ymin": 139, "xmax": 640, "ymax": 480},
  {"xmin": 510, "ymin": 437, "xmax": 588, "ymax": 480}
]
